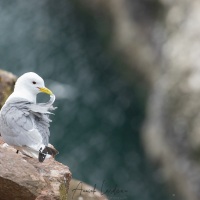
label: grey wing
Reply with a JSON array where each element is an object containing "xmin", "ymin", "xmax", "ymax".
[
  {"xmin": 0, "ymin": 103, "xmax": 43, "ymax": 147},
  {"xmin": 34, "ymin": 114, "xmax": 50, "ymax": 146},
  {"xmin": 1, "ymin": 105, "xmax": 33, "ymax": 135},
  {"xmin": 28, "ymin": 98, "xmax": 56, "ymax": 146}
]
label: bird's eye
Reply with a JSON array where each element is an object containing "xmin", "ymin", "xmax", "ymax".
[{"xmin": 32, "ymin": 81, "xmax": 36, "ymax": 84}]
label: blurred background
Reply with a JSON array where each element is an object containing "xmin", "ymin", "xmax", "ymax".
[{"xmin": 0, "ymin": 1, "xmax": 181, "ymax": 200}]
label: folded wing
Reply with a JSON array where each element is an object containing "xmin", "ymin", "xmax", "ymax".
[{"xmin": 0, "ymin": 97, "xmax": 55, "ymax": 149}]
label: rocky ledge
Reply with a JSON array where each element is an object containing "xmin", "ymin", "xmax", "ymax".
[
  {"xmin": 0, "ymin": 137, "xmax": 108, "ymax": 200},
  {"xmin": 0, "ymin": 137, "xmax": 71, "ymax": 200}
]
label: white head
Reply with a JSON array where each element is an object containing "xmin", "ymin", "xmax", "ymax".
[{"xmin": 10, "ymin": 72, "xmax": 52, "ymax": 103}]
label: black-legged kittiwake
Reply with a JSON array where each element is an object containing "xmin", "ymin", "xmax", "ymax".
[{"xmin": 0, "ymin": 72, "xmax": 58, "ymax": 162}]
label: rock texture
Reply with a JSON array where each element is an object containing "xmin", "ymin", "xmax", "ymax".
[
  {"xmin": 0, "ymin": 137, "xmax": 71, "ymax": 200},
  {"xmin": 0, "ymin": 134, "xmax": 107, "ymax": 200}
]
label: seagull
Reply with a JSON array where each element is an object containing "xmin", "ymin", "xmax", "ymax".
[{"xmin": 0, "ymin": 72, "xmax": 58, "ymax": 162}]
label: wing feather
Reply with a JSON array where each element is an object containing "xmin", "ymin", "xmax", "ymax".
[{"xmin": 0, "ymin": 97, "xmax": 54, "ymax": 148}]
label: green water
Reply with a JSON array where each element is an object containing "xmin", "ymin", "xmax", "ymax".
[{"xmin": 0, "ymin": 1, "xmax": 171, "ymax": 199}]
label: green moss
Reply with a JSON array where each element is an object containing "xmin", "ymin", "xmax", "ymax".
[{"xmin": 59, "ymin": 182, "xmax": 68, "ymax": 200}]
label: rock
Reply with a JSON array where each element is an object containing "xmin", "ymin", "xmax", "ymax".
[
  {"xmin": 0, "ymin": 69, "xmax": 16, "ymax": 108},
  {"xmin": 0, "ymin": 137, "xmax": 108, "ymax": 200},
  {"xmin": 0, "ymin": 137, "xmax": 71, "ymax": 200}
]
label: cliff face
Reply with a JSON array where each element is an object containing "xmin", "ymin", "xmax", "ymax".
[{"xmin": 74, "ymin": 1, "xmax": 200, "ymax": 200}]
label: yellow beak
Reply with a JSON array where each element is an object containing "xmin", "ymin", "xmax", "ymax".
[{"xmin": 38, "ymin": 87, "xmax": 53, "ymax": 95}]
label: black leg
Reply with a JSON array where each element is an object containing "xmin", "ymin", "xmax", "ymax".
[
  {"xmin": 16, "ymin": 150, "xmax": 19, "ymax": 154},
  {"xmin": 39, "ymin": 147, "xmax": 46, "ymax": 162}
]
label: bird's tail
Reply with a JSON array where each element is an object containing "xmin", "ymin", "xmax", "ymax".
[
  {"xmin": 17, "ymin": 145, "xmax": 59, "ymax": 162},
  {"xmin": 19, "ymin": 147, "xmax": 39, "ymax": 159}
]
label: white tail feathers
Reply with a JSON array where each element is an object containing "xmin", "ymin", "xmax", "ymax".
[
  {"xmin": 17, "ymin": 146, "xmax": 38, "ymax": 159},
  {"xmin": 15, "ymin": 145, "xmax": 59, "ymax": 162}
]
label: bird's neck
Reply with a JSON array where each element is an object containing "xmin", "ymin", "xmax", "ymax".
[{"xmin": 9, "ymin": 88, "xmax": 37, "ymax": 103}]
